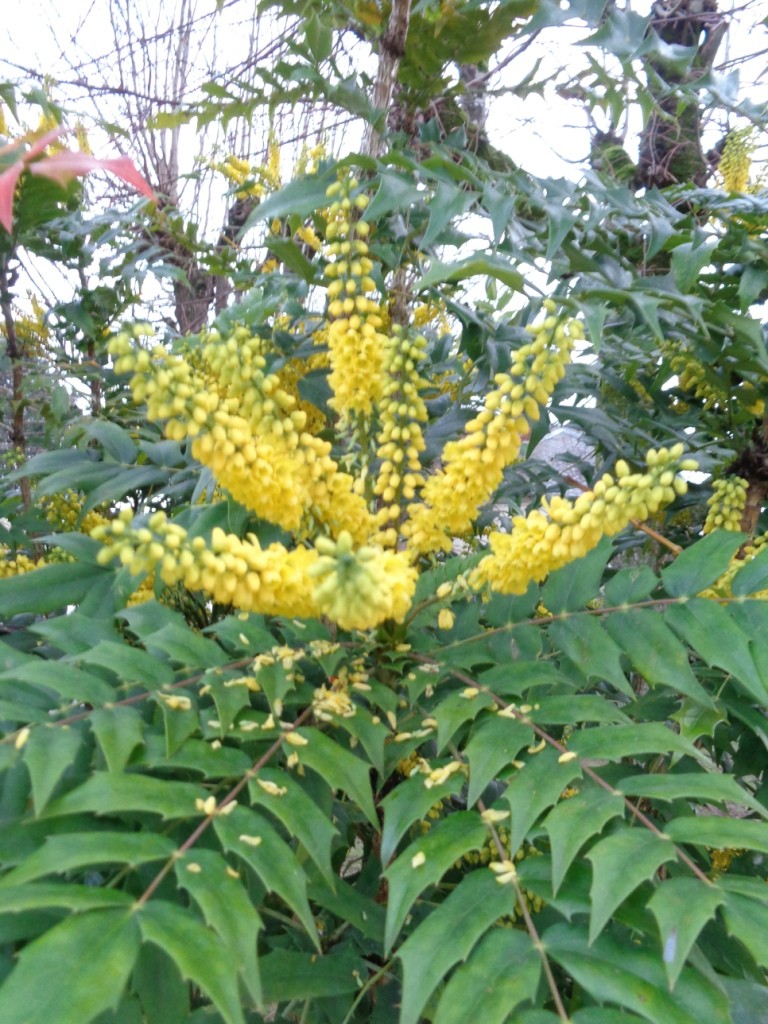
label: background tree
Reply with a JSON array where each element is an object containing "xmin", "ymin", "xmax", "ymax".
[{"xmin": 0, "ymin": 1, "xmax": 767, "ymax": 1022}]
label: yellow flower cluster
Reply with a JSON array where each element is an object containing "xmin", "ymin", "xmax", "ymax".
[
  {"xmin": 93, "ymin": 510, "xmax": 318, "ymax": 618},
  {"xmin": 0, "ymin": 547, "xmax": 38, "ymax": 578},
  {"xmin": 404, "ymin": 303, "xmax": 581, "ymax": 555},
  {"xmin": 323, "ymin": 178, "xmax": 386, "ymax": 422},
  {"xmin": 700, "ymin": 531, "xmax": 768, "ymax": 602},
  {"xmin": 719, "ymin": 127, "xmax": 755, "ymax": 193},
  {"xmin": 703, "ymin": 475, "xmax": 748, "ymax": 534},
  {"xmin": 212, "ymin": 135, "xmax": 282, "ymax": 201},
  {"xmin": 94, "ymin": 514, "xmax": 415, "ymax": 631},
  {"xmin": 472, "ymin": 445, "xmax": 696, "ymax": 594},
  {"xmin": 108, "ymin": 325, "xmax": 374, "ymax": 542},
  {"xmin": 41, "ymin": 489, "xmax": 108, "ymax": 535},
  {"xmin": 309, "ymin": 531, "xmax": 417, "ymax": 630},
  {"xmin": 374, "ymin": 327, "xmax": 429, "ymax": 546}
]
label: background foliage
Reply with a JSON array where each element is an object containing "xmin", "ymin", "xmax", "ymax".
[{"xmin": 1, "ymin": 1, "xmax": 768, "ymax": 1021}]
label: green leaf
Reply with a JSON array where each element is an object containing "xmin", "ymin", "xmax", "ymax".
[
  {"xmin": 296, "ymin": 726, "xmax": 377, "ymax": 825},
  {"xmin": 305, "ymin": 12, "xmax": 333, "ymax": 63},
  {"xmin": 648, "ymin": 878, "xmax": 723, "ymax": 988},
  {"xmin": 131, "ymin": 944, "xmax": 189, "ymax": 1024},
  {"xmin": 603, "ymin": 610, "xmax": 715, "ymax": 707},
  {"xmin": 139, "ymin": 622, "xmax": 228, "ymax": 669},
  {"xmin": 0, "ymin": 562, "xmax": 109, "ymax": 616},
  {"xmin": 415, "ymin": 253, "xmax": 524, "ymax": 293},
  {"xmin": 618, "ymin": 771, "xmax": 768, "ymax": 819},
  {"xmin": 463, "ymin": 713, "xmax": 532, "ymax": 808},
  {"xmin": 0, "ymin": 661, "xmax": 115, "ymax": 706},
  {"xmin": 661, "ymin": 532, "xmax": 746, "ymax": 597},
  {"xmin": 542, "ymin": 785, "xmax": 625, "ymax": 894},
  {"xmin": 242, "ymin": 169, "xmax": 335, "ymax": 229},
  {"xmin": 545, "ymin": 924, "xmax": 701, "ymax": 1024},
  {"xmin": 90, "ymin": 707, "xmax": 146, "ymax": 774},
  {"xmin": 0, "ymin": 909, "xmax": 140, "ymax": 1024},
  {"xmin": 664, "ymin": 816, "xmax": 768, "ymax": 854},
  {"xmin": 364, "ymin": 172, "xmax": 422, "ymax": 222},
  {"xmin": 0, "ymin": 832, "xmax": 177, "ymax": 886},
  {"xmin": 306, "ymin": 875, "xmax": 385, "ymax": 943},
  {"xmin": 175, "ymin": 848, "xmax": 262, "ymax": 1004},
  {"xmin": 732, "ymin": 546, "xmax": 768, "ymax": 596},
  {"xmin": 504, "ymin": 747, "xmax": 582, "ymax": 856},
  {"xmin": 23, "ymin": 723, "xmax": 84, "ymax": 814},
  {"xmin": 154, "ymin": 692, "xmax": 199, "ymax": 757},
  {"xmin": 569, "ymin": 723, "xmax": 700, "ymax": 762},
  {"xmin": 379, "ymin": 770, "xmax": 468, "ymax": 865},
  {"xmin": 214, "ymin": 805, "xmax": 319, "ymax": 948},
  {"xmin": 671, "ymin": 240, "xmax": 717, "ymax": 293},
  {"xmin": 137, "ymin": 901, "xmax": 244, "ymax": 1024},
  {"xmin": 433, "ymin": 927, "xmax": 540, "ymax": 1024},
  {"xmin": 264, "ymin": 235, "xmax": 317, "ymax": 281},
  {"xmin": 434, "ymin": 688, "xmax": 494, "ymax": 752},
  {"xmin": 422, "ymin": 181, "xmax": 477, "ymax": 249},
  {"xmin": 549, "ymin": 615, "xmax": 632, "ymax": 697},
  {"xmin": 0, "ymin": 883, "xmax": 133, "ymax": 913},
  {"xmin": 384, "ymin": 811, "xmax": 488, "ymax": 952},
  {"xmin": 587, "ymin": 829, "xmax": 677, "ymax": 942},
  {"xmin": 248, "ymin": 766, "xmax": 338, "ymax": 887},
  {"xmin": 665, "ymin": 604, "xmax": 750, "ymax": 697},
  {"xmin": 43, "ymin": 772, "xmax": 206, "ymax": 820},
  {"xmin": 338, "ymin": 710, "xmax": 388, "ymax": 776},
  {"xmin": 79, "ymin": 641, "xmax": 175, "ymax": 687},
  {"xmin": 81, "ymin": 420, "xmax": 138, "ymax": 464},
  {"xmin": 396, "ymin": 869, "xmax": 520, "ymax": 1024},
  {"xmin": 531, "ymin": 695, "xmax": 631, "ymax": 726},
  {"xmin": 604, "ymin": 564, "xmax": 658, "ymax": 605},
  {"xmin": 259, "ymin": 947, "xmax": 362, "ymax": 1002},
  {"xmin": 722, "ymin": 893, "xmax": 768, "ymax": 967}
]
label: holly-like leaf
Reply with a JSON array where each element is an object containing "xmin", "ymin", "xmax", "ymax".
[
  {"xmin": 504, "ymin": 747, "xmax": 582, "ymax": 856},
  {"xmin": 43, "ymin": 771, "xmax": 206, "ymax": 820},
  {"xmin": 295, "ymin": 726, "xmax": 377, "ymax": 825},
  {"xmin": 137, "ymin": 900, "xmax": 244, "ymax": 1024},
  {"xmin": 463, "ymin": 713, "xmax": 532, "ymax": 808},
  {"xmin": 0, "ymin": 909, "xmax": 140, "ymax": 1024},
  {"xmin": 587, "ymin": 829, "xmax": 678, "ymax": 942},
  {"xmin": 542, "ymin": 785, "xmax": 625, "ymax": 894},
  {"xmin": 22, "ymin": 723, "xmax": 85, "ymax": 814},
  {"xmin": 379, "ymin": 770, "xmax": 468, "ymax": 865},
  {"xmin": 0, "ymin": 831, "xmax": 177, "ymax": 887},
  {"xmin": 396, "ymin": 869, "xmax": 520, "ymax": 1024},
  {"xmin": 175, "ymin": 848, "xmax": 263, "ymax": 1004},
  {"xmin": 384, "ymin": 811, "xmax": 488, "ymax": 952},
  {"xmin": 648, "ymin": 878, "xmax": 724, "ymax": 988},
  {"xmin": 214, "ymin": 805, "xmax": 319, "ymax": 948},
  {"xmin": 248, "ymin": 767, "xmax": 338, "ymax": 887},
  {"xmin": 433, "ymin": 927, "xmax": 540, "ymax": 1024}
]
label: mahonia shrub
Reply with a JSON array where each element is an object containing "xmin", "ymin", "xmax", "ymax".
[{"xmin": 0, "ymin": 165, "xmax": 767, "ymax": 1024}]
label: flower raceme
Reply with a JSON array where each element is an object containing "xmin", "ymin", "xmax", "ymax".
[
  {"xmin": 403, "ymin": 302, "xmax": 582, "ymax": 555},
  {"xmin": 471, "ymin": 445, "xmax": 697, "ymax": 594},
  {"xmin": 309, "ymin": 531, "xmax": 417, "ymax": 630},
  {"xmin": 93, "ymin": 514, "xmax": 416, "ymax": 631},
  {"xmin": 96, "ymin": 176, "xmax": 695, "ymax": 631}
]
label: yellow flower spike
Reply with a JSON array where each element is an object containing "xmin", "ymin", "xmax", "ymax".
[
  {"xmin": 309, "ymin": 532, "xmax": 417, "ymax": 630},
  {"xmin": 403, "ymin": 307, "xmax": 581, "ymax": 555},
  {"xmin": 703, "ymin": 476, "xmax": 748, "ymax": 534},
  {"xmin": 471, "ymin": 446, "xmax": 697, "ymax": 595}
]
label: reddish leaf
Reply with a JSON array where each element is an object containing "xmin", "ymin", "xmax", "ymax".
[
  {"xmin": 0, "ymin": 160, "xmax": 25, "ymax": 232},
  {"xmin": 23, "ymin": 126, "xmax": 66, "ymax": 161},
  {"xmin": 29, "ymin": 151, "xmax": 155, "ymax": 201}
]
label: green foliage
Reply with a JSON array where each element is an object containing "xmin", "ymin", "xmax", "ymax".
[{"xmin": 1, "ymin": 1, "xmax": 768, "ymax": 1021}]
